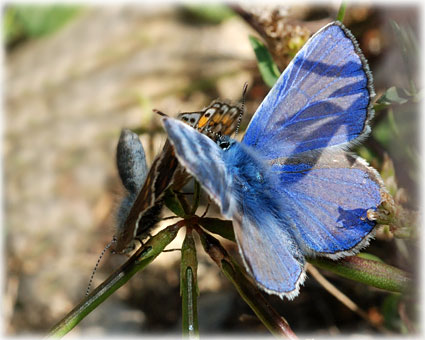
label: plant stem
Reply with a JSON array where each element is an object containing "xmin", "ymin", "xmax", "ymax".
[
  {"xmin": 197, "ymin": 228, "xmax": 297, "ymax": 339},
  {"xmin": 336, "ymin": 1, "xmax": 347, "ymax": 22},
  {"xmin": 181, "ymin": 228, "xmax": 199, "ymax": 338}
]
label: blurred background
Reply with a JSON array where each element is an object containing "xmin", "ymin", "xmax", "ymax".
[{"xmin": 3, "ymin": 3, "xmax": 420, "ymax": 337}]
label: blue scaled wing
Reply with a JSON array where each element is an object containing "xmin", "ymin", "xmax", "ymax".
[
  {"xmin": 163, "ymin": 117, "xmax": 306, "ymax": 298},
  {"xmin": 232, "ymin": 203, "xmax": 306, "ymax": 299},
  {"xmin": 243, "ymin": 22, "xmax": 375, "ymax": 159},
  {"xmin": 162, "ymin": 117, "xmax": 236, "ymax": 217},
  {"xmin": 269, "ymin": 151, "xmax": 385, "ymax": 258}
]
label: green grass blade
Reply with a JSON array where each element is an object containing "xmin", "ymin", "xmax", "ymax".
[
  {"xmin": 249, "ymin": 35, "xmax": 280, "ymax": 87},
  {"xmin": 308, "ymin": 255, "xmax": 411, "ymax": 293},
  {"xmin": 336, "ymin": 1, "xmax": 347, "ymax": 22},
  {"xmin": 198, "ymin": 217, "xmax": 235, "ymax": 242},
  {"xmin": 164, "ymin": 189, "xmax": 187, "ymax": 217}
]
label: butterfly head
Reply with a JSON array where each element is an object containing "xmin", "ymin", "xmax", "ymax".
[{"xmin": 217, "ymin": 135, "xmax": 235, "ymax": 151}]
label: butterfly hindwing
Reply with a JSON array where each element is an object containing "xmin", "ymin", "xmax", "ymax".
[
  {"xmin": 269, "ymin": 151, "xmax": 384, "ymax": 257},
  {"xmin": 178, "ymin": 101, "xmax": 242, "ymax": 137},
  {"xmin": 233, "ymin": 202, "xmax": 306, "ymax": 299},
  {"xmin": 115, "ymin": 129, "xmax": 150, "ymax": 245},
  {"xmin": 243, "ymin": 22, "xmax": 374, "ymax": 159}
]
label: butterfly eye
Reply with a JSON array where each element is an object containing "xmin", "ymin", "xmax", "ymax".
[
  {"xmin": 220, "ymin": 141, "xmax": 230, "ymax": 149},
  {"xmin": 217, "ymin": 136, "xmax": 232, "ymax": 150}
]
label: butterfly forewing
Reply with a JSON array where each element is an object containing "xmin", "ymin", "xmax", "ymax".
[
  {"xmin": 243, "ymin": 21, "xmax": 375, "ymax": 159},
  {"xmin": 163, "ymin": 118, "xmax": 235, "ymax": 217}
]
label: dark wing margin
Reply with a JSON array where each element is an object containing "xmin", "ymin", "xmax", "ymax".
[{"xmin": 243, "ymin": 21, "xmax": 375, "ymax": 159}]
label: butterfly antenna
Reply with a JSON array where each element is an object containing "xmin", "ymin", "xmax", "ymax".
[
  {"xmin": 204, "ymin": 126, "xmax": 222, "ymax": 141},
  {"xmin": 153, "ymin": 109, "xmax": 169, "ymax": 117},
  {"xmin": 85, "ymin": 239, "xmax": 114, "ymax": 296},
  {"xmin": 235, "ymin": 83, "xmax": 248, "ymax": 137}
]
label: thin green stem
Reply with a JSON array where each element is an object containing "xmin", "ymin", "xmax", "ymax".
[
  {"xmin": 249, "ymin": 35, "xmax": 280, "ymax": 87},
  {"xmin": 181, "ymin": 228, "xmax": 199, "ymax": 339},
  {"xmin": 336, "ymin": 1, "xmax": 347, "ymax": 22},
  {"xmin": 197, "ymin": 227, "xmax": 297, "ymax": 339}
]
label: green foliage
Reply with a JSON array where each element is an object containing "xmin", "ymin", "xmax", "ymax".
[
  {"xmin": 356, "ymin": 252, "xmax": 384, "ymax": 263},
  {"xmin": 164, "ymin": 189, "xmax": 187, "ymax": 217},
  {"xmin": 372, "ymin": 20, "xmax": 420, "ymax": 189},
  {"xmin": 373, "ymin": 111, "xmax": 397, "ymax": 147},
  {"xmin": 309, "ymin": 255, "xmax": 410, "ymax": 293},
  {"xmin": 249, "ymin": 35, "xmax": 280, "ymax": 87},
  {"xmin": 375, "ymin": 86, "xmax": 409, "ymax": 110},
  {"xmin": 198, "ymin": 217, "xmax": 235, "ymax": 242},
  {"xmin": 181, "ymin": 229, "xmax": 199, "ymax": 337},
  {"xmin": 4, "ymin": 5, "xmax": 82, "ymax": 46},
  {"xmin": 373, "ymin": 87, "xmax": 419, "ymax": 184},
  {"xmin": 182, "ymin": 4, "xmax": 235, "ymax": 24},
  {"xmin": 381, "ymin": 294, "xmax": 404, "ymax": 332},
  {"xmin": 336, "ymin": 1, "xmax": 347, "ymax": 22}
]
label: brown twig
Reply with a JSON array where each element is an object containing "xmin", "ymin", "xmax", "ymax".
[{"xmin": 306, "ymin": 264, "xmax": 391, "ymax": 334}]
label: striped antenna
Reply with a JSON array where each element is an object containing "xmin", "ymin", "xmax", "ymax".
[
  {"xmin": 85, "ymin": 238, "xmax": 115, "ymax": 296},
  {"xmin": 203, "ymin": 125, "xmax": 222, "ymax": 141},
  {"xmin": 153, "ymin": 109, "xmax": 169, "ymax": 117},
  {"xmin": 234, "ymin": 83, "xmax": 248, "ymax": 137}
]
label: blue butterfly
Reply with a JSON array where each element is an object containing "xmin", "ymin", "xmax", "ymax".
[{"xmin": 162, "ymin": 21, "xmax": 387, "ymax": 299}]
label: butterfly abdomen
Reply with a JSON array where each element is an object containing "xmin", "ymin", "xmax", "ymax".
[{"xmin": 116, "ymin": 129, "xmax": 149, "ymax": 194}]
